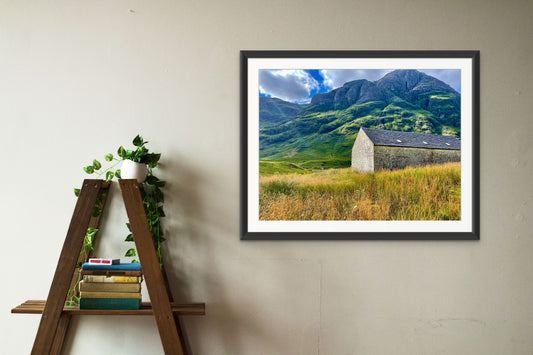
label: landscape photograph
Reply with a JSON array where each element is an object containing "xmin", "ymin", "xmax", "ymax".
[{"xmin": 257, "ymin": 68, "xmax": 462, "ymax": 222}]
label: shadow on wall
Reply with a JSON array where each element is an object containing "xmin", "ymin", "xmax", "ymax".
[
  {"xmin": 162, "ymin": 153, "xmax": 310, "ymax": 354},
  {"xmin": 160, "ymin": 152, "xmax": 250, "ymax": 353}
]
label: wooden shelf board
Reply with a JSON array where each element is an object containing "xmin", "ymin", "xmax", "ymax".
[{"xmin": 12, "ymin": 300, "xmax": 205, "ymax": 316}]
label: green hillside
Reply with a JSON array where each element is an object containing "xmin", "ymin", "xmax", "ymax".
[{"xmin": 259, "ymin": 97, "xmax": 305, "ymax": 127}]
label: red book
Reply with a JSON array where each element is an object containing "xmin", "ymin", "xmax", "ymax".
[{"xmin": 88, "ymin": 258, "xmax": 120, "ymax": 265}]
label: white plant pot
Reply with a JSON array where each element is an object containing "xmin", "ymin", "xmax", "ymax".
[{"xmin": 120, "ymin": 160, "xmax": 147, "ymax": 183}]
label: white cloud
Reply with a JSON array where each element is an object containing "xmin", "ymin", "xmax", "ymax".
[
  {"xmin": 259, "ymin": 70, "xmax": 319, "ymax": 103},
  {"xmin": 320, "ymin": 69, "xmax": 393, "ymax": 90}
]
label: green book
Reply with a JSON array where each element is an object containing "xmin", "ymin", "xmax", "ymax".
[
  {"xmin": 79, "ymin": 298, "xmax": 140, "ymax": 310},
  {"xmin": 80, "ymin": 291, "xmax": 141, "ymax": 299}
]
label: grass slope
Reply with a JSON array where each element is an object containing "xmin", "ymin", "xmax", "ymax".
[
  {"xmin": 259, "ymin": 161, "xmax": 311, "ymax": 176},
  {"xmin": 259, "ymin": 162, "xmax": 461, "ymax": 221},
  {"xmin": 259, "ymin": 97, "xmax": 305, "ymax": 127}
]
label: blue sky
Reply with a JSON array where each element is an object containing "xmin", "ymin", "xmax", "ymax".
[{"xmin": 259, "ymin": 69, "xmax": 461, "ymax": 104}]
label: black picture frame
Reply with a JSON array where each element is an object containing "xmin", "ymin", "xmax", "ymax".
[{"xmin": 241, "ymin": 50, "xmax": 479, "ymax": 240}]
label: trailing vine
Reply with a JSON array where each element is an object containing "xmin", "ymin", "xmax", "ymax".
[{"xmin": 65, "ymin": 228, "xmax": 98, "ymax": 306}]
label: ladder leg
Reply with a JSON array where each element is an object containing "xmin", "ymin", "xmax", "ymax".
[
  {"xmin": 66, "ymin": 184, "xmax": 110, "ymax": 304},
  {"xmin": 120, "ymin": 180, "xmax": 185, "ymax": 355},
  {"xmin": 50, "ymin": 314, "xmax": 71, "ymax": 355},
  {"xmin": 161, "ymin": 267, "xmax": 191, "ymax": 355},
  {"xmin": 31, "ymin": 180, "xmax": 104, "ymax": 355}
]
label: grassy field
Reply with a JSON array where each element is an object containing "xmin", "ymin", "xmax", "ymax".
[
  {"xmin": 259, "ymin": 159, "xmax": 352, "ymax": 176},
  {"xmin": 259, "ymin": 161, "xmax": 311, "ymax": 176},
  {"xmin": 259, "ymin": 162, "xmax": 461, "ymax": 221}
]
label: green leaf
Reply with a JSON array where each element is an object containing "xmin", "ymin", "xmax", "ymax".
[
  {"xmin": 115, "ymin": 169, "xmax": 121, "ymax": 178},
  {"xmin": 131, "ymin": 259, "xmax": 139, "ymax": 263},
  {"xmin": 93, "ymin": 159, "xmax": 102, "ymax": 170},
  {"xmin": 117, "ymin": 146, "xmax": 126, "ymax": 158},
  {"xmin": 74, "ymin": 188, "xmax": 80, "ymax": 197},
  {"xmin": 149, "ymin": 215, "xmax": 159, "ymax": 225},
  {"xmin": 75, "ymin": 261, "xmax": 82, "ymax": 268},
  {"xmin": 125, "ymin": 233, "xmax": 134, "ymax": 241},
  {"xmin": 104, "ymin": 153, "xmax": 113, "ymax": 161},
  {"xmin": 126, "ymin": 149, "xmax": 134, "ymax": 159},
  {"xmin": 83, "ymin": 165, "xmax": 94, "ymax": 174},
  {"xmin": 125, "ymin": 248, "xmax": 137, "ymax": 257},
  {"xmin": 105, "ymin": 171, "xmax": 114, "ymax": 182},
  {"xmin": 92, "ymin": 207, "xmax": 102, "ymax": 217},
  {"xmin": 86, "ymin": 228, "xmax": 98, "ymax": 237},
  {"xmin": 84, "ymin": 242, "xmax": 94, "ymax": 252},
  {"xmin": 153, "ymin": 188, "xmax": 164, "ymax": 203},
  {"xmin": 158, "ymin": 206, "xmax": 165, "ymax": 217},
  {"xmin": 143, "ymin": 153, "xmax": 161, "ymax": 167},
  {"xmin": 96, "ymin": 190, "xmax": 105, "ymax": 206},
  {"xmin": 126, "ymin": 222, "xmax": 131, "ymax": 231},
  {"xmin": 145, "ymin": 175, "xmax": 159, "ymax": 184},
  {"xmin": 132, "ymin": 134, "xmax": 144, "ymax": 147}
]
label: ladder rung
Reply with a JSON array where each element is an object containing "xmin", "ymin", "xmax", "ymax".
[{"xmin": 12, "ymin": 300, "xmax": 205, "ymax": 316}]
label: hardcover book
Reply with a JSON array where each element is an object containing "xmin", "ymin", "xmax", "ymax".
[
  {"xmin": 82, "ymin": 275, "xmax": 142, "ymax": 283},
  {"xmin": 88, "ymin": 258, "xmax": 120, "ymax": 265},
  {"xmin": 81, "ymin": 262, "xmax": 141, "ymax": 271},
  {"xmin": 81, "ymin": 269, "xmax": 143, "ymax": 277},
  {"xmin": 80, "ymin": 291, "xmax": 142, "ymax": 299},
  {"xmin": 79, "ymin": 281, "xmax": 141, "ymax": 293},
  {"xmin": 79, "ymin": 298, "xmax": 141, "ymax": 310}
]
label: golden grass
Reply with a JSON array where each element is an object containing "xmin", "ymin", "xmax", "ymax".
[{"xmin": 259, "ymin": 162, "xmax": 461, "ymax": 221}]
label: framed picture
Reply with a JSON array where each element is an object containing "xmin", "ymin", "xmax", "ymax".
[{"xmin": 241, "ymin": 50, "xmax": 479, "ymax": 240}]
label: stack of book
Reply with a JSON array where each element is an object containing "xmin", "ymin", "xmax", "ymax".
[{"xmin": 79, "ymin": 259, "xmax": 143, "ymax": 310}]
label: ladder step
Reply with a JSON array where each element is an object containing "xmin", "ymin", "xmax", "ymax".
[{"xmin": 12, "ymin": 300, "xmax": 205, "ymax": 316}]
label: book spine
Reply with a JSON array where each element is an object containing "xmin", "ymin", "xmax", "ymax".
[
  {"xmin": 79, "ymin": 281, "xmax": 141, "ymax": 293},
  {"xmin": 82, "ymin": 275, "xmax": 142, "ymax": 283},
  {"xmin": 81, "ymin": 270, "xmax": 143, "ymax": 277},
  {"xmin": 81, "ymin": 262, "xmax": 142, "ymax": 271},
  {"xmin": 79, "ymin": 298, "xmax": 140, "ymax": 310},
  {"xmin": 80, "ymin": 291, "xmax": 142, "ymax": 299},
  {"xmin": 88, "ymin": 258, "xmax": 120, "ymax": 265}
]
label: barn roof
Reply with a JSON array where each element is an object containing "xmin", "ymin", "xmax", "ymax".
[{"xmin": 361, "ymin": 128, "xmax": 461, "ymax": 150}]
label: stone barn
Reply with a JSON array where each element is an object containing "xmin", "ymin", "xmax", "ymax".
[{"xmin": 351, "ymin": 128, "xmax": 461, "ymax": 173}]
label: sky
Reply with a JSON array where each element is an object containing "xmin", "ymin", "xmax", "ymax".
[{"xmin": 259, "ymin": 69, "xmax": 461, "ymax": 104}]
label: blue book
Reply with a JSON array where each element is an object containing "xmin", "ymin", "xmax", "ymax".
[
  {"xmin": 79, "ymin": 298, "xmax": 140, "ymax": 310},
  {"xmin": 81, "ymin": 262, "xmax": 142, "ymax": 271}
]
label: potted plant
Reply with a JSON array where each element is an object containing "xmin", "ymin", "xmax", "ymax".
[{"xmin": 81, "ymin": 135, "xmax": 161, "ymax": 183}]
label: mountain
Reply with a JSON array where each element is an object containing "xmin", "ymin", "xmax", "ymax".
[
  {"xmin": 309, "ymin": 79, "xmax": 389, "ymax": 111},
  {"xmin": 259, "ymin": 70, "xmax": 461, "ymax": 171},
  {"xmin": 259, "ymin": 97, "xmax": 305, "ymax": 127},
  {"xmin": 376, "ymin": 70, "xmax": 460, "ymax": 126}
]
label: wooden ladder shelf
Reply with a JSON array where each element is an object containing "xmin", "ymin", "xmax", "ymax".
[{"xmin": 11, "ymin": 179, "xmax": 205, "ymax": 355}]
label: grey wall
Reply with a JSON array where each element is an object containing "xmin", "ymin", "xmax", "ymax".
[
  {"xmin": 374, "ymin": 146, "xmax": 461, "ymax": 171},
  {"xmin": 1, "ymin": 0, "xmax": 532, "ymax": 354}
]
